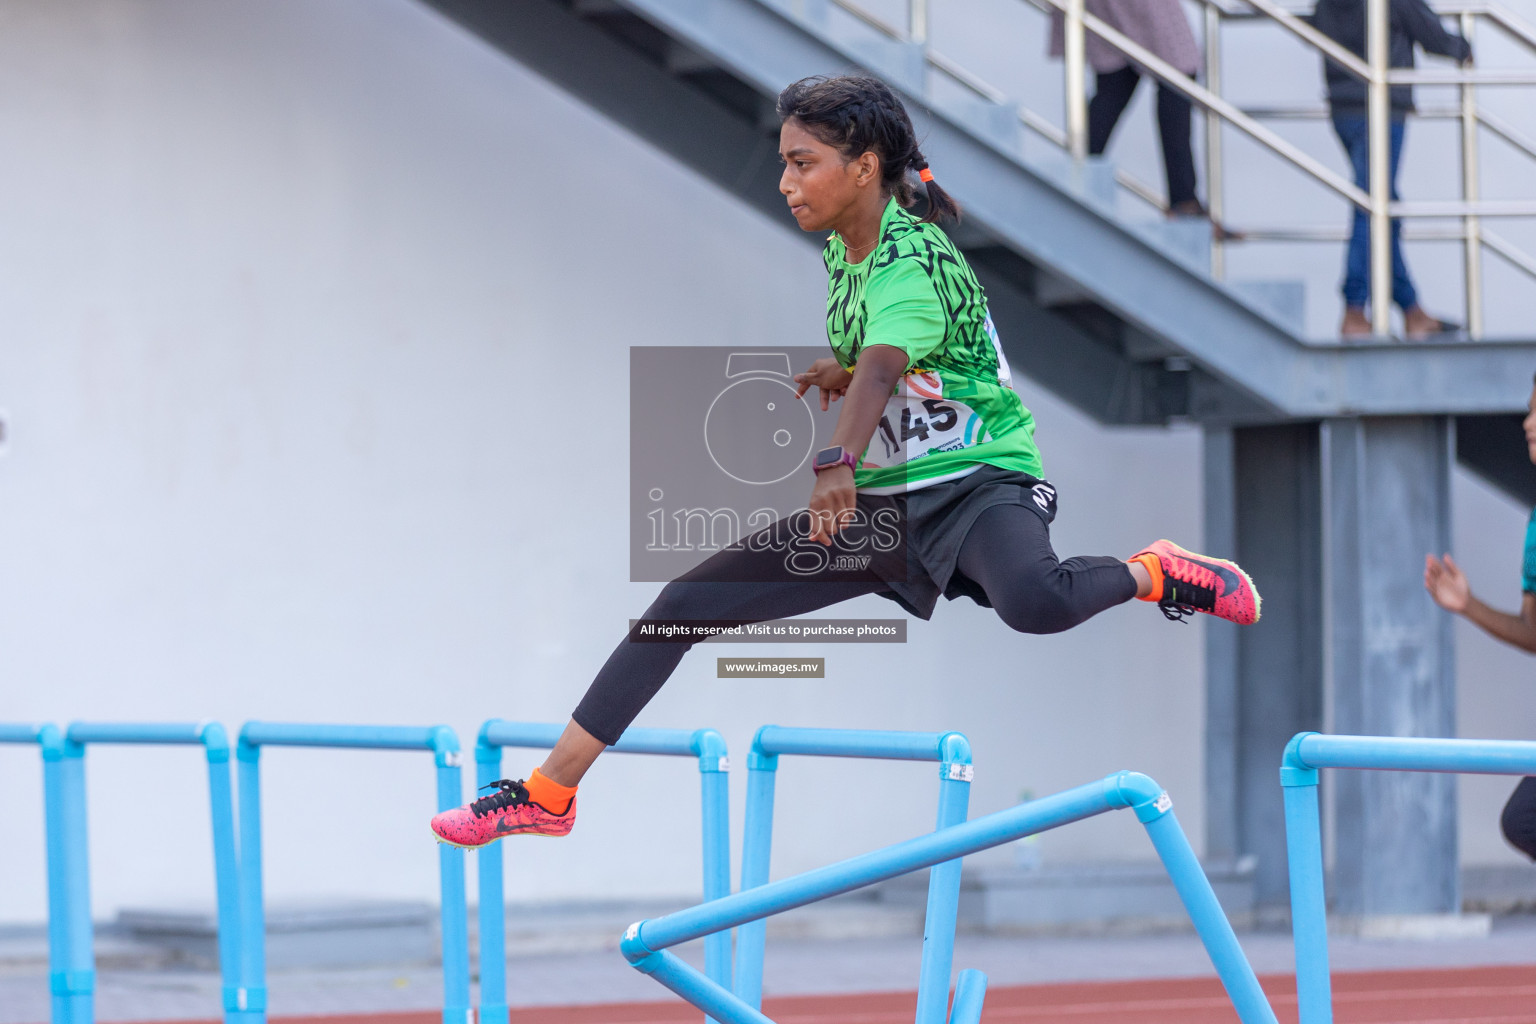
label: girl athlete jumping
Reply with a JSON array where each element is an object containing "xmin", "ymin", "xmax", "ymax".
[{"xmin": 430, "ymin": 75, "xmax": 1261, "ymax": 846}]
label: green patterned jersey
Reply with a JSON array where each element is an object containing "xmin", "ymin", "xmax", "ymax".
[{"xmin": 824, "ymin": 198, "xmax": 1044, "ymax": 494}]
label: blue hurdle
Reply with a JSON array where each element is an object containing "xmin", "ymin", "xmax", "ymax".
[
  {"xmin": 1281, "ymin": 732, "xmax": 1536, "ymax": 1024},
  {"xmin": 235, "ymin": 723, "xmax": 469, "ymax": 1024},
  {"xmin": 473, "ymin": 720, "xmax": 731, "ymax": 1024},
  {"xmin": 0, "ymin": 724, "xmax": 74, "ymax": 1024},
  {"xmin": 622, "ymin": 772, "xmax": 1278, "ymax": 1024},
  {"xmin": 733, "ymin": 726, "xmax": 972, "ymax": 1024},
  {"xmin": 48, "ymin": 723, "xmax": 243, "ymax": 1024}
]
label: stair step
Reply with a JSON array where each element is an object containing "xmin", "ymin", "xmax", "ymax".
[{"xmin": 1227, "ymin": 279, "xmax": 1308, "ymax": 336}]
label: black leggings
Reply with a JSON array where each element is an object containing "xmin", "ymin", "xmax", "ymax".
[
  {"xmin": 1089, "ymin": 66, "xmax": 1198, "ymax": 208},
  {"xmin": 571, "ymin": 503, "xmax": 1137, "ymax": 745},
  {"xmin": 1502, "ymin": 776, "xmax": 1536, "ymax": 860}
]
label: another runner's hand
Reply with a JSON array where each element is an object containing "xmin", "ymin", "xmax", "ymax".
[
  {"xmin": 1424, "ymin": 553, "xmax": 1470, "ymax": 614},
  {"xmin": 794, "ymin": 358, "xmax": 854, "ymax": 411},
  {"xmin": 808, "ymin": 465, "xmax": 856, "ymax": 547}
]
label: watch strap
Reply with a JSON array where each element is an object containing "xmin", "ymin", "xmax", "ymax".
[{"xmin": 813, "ymin": 447, "xmax": 859, "ymax": 474}]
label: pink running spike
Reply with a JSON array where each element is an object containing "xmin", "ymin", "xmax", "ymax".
[
  {"xmin": 430, "ymin": 779, "xmax": 575, "ymax": 848},
  {"xmin": 1133, "ymin": 539, "xmax": 1262, "ymax": 626}
]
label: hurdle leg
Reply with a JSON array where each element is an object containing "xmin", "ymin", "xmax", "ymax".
[
  {"xmin": 732, "ymin": 755, "xmax": 777, "ymax": 1009},
  {"xmin": 1284, "ymin": 776, "xmax": 1332, "ymax": 1024},
  {"xmin": 916, "ymin": 761, "xmax": 971, "ymax": 1024},
  {"xmin": 1141, "ymin": 809, "xmax": 1278, "ymax": 1024},
  {"xmin": 56, "ymin": 741, "xmax": 94, "ymax": 1024},
  {"xmin": 434, "ymin": 754, "xmax": 471, "ymax": 1024},
  {"xmin": 476, "ymin": 744, "xmax": 509, "ymax": 1024},
  {"xmin": 235, "ymin": 744, "xmax": 268, "ymax": 1024},
  {"xmin": 947, "ymin": 969, "xmax": 987, "ymax": 1024}
]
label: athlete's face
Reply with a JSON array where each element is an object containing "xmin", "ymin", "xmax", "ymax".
[
  {"xmin": 778, "ymin": 119, "xmax": 881, "ymax": 233},
  {"xmin": 1525, "ymin": 383, "xmax": 1536, "ymax": 465}
]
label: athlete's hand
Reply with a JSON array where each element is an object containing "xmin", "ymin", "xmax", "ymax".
[
  {"xmin": 1425, "ymin": 553, "xmax": 1471, "ymax": 614},
  {"xmin": 794, "ymin": 358, "xmax": 854, "ymax": 411},
  {"xmin": 807, "ymin": 465, "xmax": 856, "ymax": 546}
]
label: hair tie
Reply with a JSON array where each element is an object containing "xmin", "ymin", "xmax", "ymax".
[{"xmin": 919, "ymin": 168, "xmax": 934, "ymax": 183}]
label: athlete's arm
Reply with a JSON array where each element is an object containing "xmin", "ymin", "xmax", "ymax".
[
  {"xmin": 1425, "ymin": 553, "xmax": 1536, "ymax": 654},
  {"xmin": 806, "ymin": 343, "xmax": 908, "ymax": 545}
]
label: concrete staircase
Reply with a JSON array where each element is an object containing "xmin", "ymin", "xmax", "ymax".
[{"xmin": 424, "ymin": 0, "xmax": 1535, "ymax": 492}]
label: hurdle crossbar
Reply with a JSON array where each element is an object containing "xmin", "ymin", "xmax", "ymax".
[
  {"xmin": 235, "ymin": 723, "xmax": 469, "ymax": 1024},
  {"xmin": 474, "ymin": 720, "xmax": 731, "ymax": 1024},
  {"xmin": 1281, "ymin": 732, "xmax": 1536, "ymax": 1024},
  {"xmin": 623, "ymin": 771, "xmax": 1277, "ymax": 1024},
  {"xmin": 40, "ymin": 722, "xmax": 243, "ymax": 1024},
  {"xmin": 735, "ymin": 726, "xmax": 972, "ymax": 1024}
]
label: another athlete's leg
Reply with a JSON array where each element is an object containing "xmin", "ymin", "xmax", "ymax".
[
  {"xmin": 957, "ymin": 504, "xmax": 1138, "ymax": 635},
  {"xmin": 1501, "ymin": 776, "xmax": 1536, "ymax": 860}
]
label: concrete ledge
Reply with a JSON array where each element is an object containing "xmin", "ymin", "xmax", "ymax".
[
  {"xmin": 494, "ymin": 893, "xmax": 923, "ymax": 956},
  {"xmin": 870, "ymin": 859, "xmax": 1256, "ymax": 935},
  {"xmin": 1463, "ymin": 864, "xmax": 1536, "ymax": 915},
  {"xmin": 1331, "ymin": 913, "xmax": 1494, "ymax": 941},
  {"xmin": 117, "ymin": 901, "xmax": 437, "ymax": 970},
  {"xmin": 5, "ymin": 861, "xmax": 1528, "ymax": 969}
]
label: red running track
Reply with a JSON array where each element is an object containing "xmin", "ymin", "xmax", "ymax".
[{"xmin": 106, "ymin": 965, "xmax": 1536, "ymax": 1024}]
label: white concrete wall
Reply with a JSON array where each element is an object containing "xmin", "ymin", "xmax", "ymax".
[{"xmin": 0, "ymin": 0, "xmax": 1528, "ymax": 925}]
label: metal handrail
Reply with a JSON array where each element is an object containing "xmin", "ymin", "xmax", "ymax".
[
  {"xmin": 1211, "ymin": 104, "xmax": 1536, "ymax": 170},
  {"xmin": 1041, "ymin": 0, "xmax": 1373, "ymax": 207},
  {"xmin": 826, "ymin": 0, "xmax": 1536, "ymax": 339}
]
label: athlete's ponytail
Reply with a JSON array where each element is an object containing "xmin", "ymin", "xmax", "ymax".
[
  {"xmin": 908, "ymin": 154, "xmax": 960, "ymax": 225},
  {"xmin": 776, "ymin": 74, "xmax": 960, "ymax": 225}
]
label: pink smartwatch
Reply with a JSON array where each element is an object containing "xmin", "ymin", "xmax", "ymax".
[{"xmin": 812, "ymin": 446, "xmax": 858, "ymax": 474}]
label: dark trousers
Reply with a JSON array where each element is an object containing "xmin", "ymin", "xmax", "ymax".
[
  {"xmin": 1331, "ymin": 114, "xmax": 1418, "ymax": 311},
  {"xmin": 1089, "ymin": 66, "xmax": 1198, "ymax": 208},
  {"xmin": 571, "ymin": 503, "xmax": 1136, "ymax": 745},
  {"xmin": 1503, "ymin": 776, "xmax": 1536, "ymax": 860}
]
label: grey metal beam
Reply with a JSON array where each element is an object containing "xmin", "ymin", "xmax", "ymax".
[
  {"xmin": 1456, "ymin": 413, "xmax": 1536, "ymax": 507},
  {"xmin": 1203, "ymin": 425, "xmax": 1326, "ymax": 911},
  {"xmin": 1325, "ymin": 417, "xmax": 1459, "ymax": 920},
  {"xmin": 971, "ymin": 252, "xmax": 1268, "ymax": 425},
  {"xmin": 1234, "ymin": 425, "xmax": 1325, "ymax": 910},
  {"xmin": 1204, "ymin": 428, "xmax": 1242, "ymax": 865}
]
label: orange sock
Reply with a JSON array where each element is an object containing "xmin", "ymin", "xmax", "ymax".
[
  {"xmin": 525, "ymin": 768, "xmax": 578, "ymax": 814},
  {"xmin": 1130, "ymin": 553, "xmax": 1164, "ymax": 602}
]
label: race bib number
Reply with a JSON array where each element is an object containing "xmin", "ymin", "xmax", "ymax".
[{"xmin": 862, "ymin": 371, "xmax": 988, "ymax": 470}]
